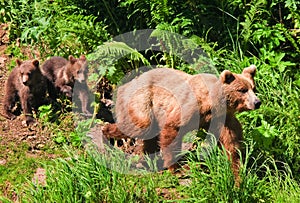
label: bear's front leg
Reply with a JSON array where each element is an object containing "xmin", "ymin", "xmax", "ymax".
[
  {"xmin": 159, "ymin": 126, "xmax": 182, "ymax": 171},
  {"xmin": 19, "ymin": 87, "xmax": 35, "ymax": 126},
  {"xmin": 76, "ymin": 86, "xmax": 92, "ymax": 116},
  {"xmin": 219, "ymin": 115, "xmax": 243, "ymax": 185},
  {"xmin": 61, "ymin": 85, "xmax": 73, "ymax": 98},
  {"xmin": 55, "ymin": 78, "xmax": 73, "ymax": 98}
]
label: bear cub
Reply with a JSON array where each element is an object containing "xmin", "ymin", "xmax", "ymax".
[
  {"xmin": 2, "ymin": 59, "xmax": 47, "ymax": 125},
  {"xmin": 41, "ymin": 55, "xmax": 91, "ymax": 115}
]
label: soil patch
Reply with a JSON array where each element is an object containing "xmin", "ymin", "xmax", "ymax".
[{"xmin": 0, "ymin": 24, "xmax": 54, "ymax": 199}]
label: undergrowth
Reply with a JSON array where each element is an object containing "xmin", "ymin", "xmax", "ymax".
[
  {"xmin": 19, "ymin": 141, "xmax": 300, "ymax": 202},
  {"xmin": 0, "ymin": 0, "xmax": 299, "ymax": 202}
]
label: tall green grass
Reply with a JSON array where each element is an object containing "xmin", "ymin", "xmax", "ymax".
[
  {"xmin": 20, "ymin": 141, "xmax": 300, "ymax": 202},
  {"xmin": 22, "ymin": 147, "xmax": 160, "ymax": 203},
  {"xmin": 182, "ymin": 141, "xmax": 300, "ymax": 202}
]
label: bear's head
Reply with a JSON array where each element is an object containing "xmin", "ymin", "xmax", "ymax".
[
  {"xmin": 68, "ymin": 55, "xmax": 88, "ymax": 83},
  {"xmin": 220, "ymin": 65, "xmax": 261, "ymax": 113},
  {"xmin": 17, "ymin": 59, "xmax": 41, "ymax": 86}
]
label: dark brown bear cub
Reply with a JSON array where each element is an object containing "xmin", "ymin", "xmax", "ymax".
[
  {"xmin": 2, "ymin": 59, "xmax": 47, "ymax": 125},
  {"xmin": 41, "ymin": 55, "xmax": 91, "ymax": 115}
]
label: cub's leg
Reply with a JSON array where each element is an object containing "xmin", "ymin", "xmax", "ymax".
[
  {"xmin": 55, "ymin": 77, "xmax": 73, "ymax": 97},
  {"xmin": 60, "ymin": 85, "xmax": 73, "ymax": 98},
  {"xmin": 79, "ymin": 90, "xmax": 91, "ymax": 115},
  {"xmin": 75, "ymin": 82, "xmax": 91, "ymax": 115},
  {"xmin": 19, "ymin": 87, "xmax": 34, "ymax": 125},
  {"xmin": 46, "ymin": 79, "xmax": 59, "ymax": 100},
  {"xmin": 3, "ymin": 82, "xmax": 17, "ymax": 120}
]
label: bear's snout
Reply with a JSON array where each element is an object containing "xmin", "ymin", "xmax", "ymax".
[
  {"xmin": 22, "ymin": 75, "xmax": 29, "ymax": 85},
  {"xmin": 254, "ymin": 99, "xmax": 261, "ymax": 109}
]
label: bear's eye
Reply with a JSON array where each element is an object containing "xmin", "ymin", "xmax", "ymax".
[{"xmin": 238, "ymin": 88, "xmax": 248, "ymax": 93}]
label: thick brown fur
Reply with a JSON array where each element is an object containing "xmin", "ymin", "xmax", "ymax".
[
  {"xmin": 2, "ymin": 59, "xmax": 47, "ymax": 125},
  {"xmin": 41, "ymin": 55, "xmax": 91, "ymax": 115},
  {"xmin": 102, "ymin": 66, "xmax": 261, "ymax": 181}
]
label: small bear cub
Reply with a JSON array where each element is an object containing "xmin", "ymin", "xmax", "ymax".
[
  {"xmin": 2, "ymin": 59, "xmax": 47, "ymax": 125},
  {"xmin": 41, "ymin": 55, "xmax": 91, "ymax": 115}
]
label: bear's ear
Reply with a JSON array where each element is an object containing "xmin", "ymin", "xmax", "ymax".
[
  {"xmin": 68, "ymin": 55, "xmax": 77, "ymax": 64},
  {"xmin": 242, "ymin": 65, "xmax": 256, "ymax": 79},
  {"xmin": 79, "ymin": 55, "xmax": 86, "ymax": 61},
  {"xmin": 16, "ymin": 59, "xmax": 22, "ymax": 66},
  {"xmin": 32, "ymin": 59, "xmax": 39, "ymax": 67},
  {"xmin": 220, "ymin": 70, "xmax": 235, "ymax": 84}
]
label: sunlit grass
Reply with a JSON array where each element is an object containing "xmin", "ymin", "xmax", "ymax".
[{"xmin": 19, "ymin": 141, "xmax": 300, "ymax": 202}]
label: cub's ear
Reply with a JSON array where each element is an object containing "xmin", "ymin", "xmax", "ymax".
[
  {"xmin": 220, "ymin": 70, "xmax": 235, "ymax": 84},
  {"xmin": 242, "ymin": 64, "xmax": 256, "ymax": 79},
  {"xmin": 16, "ymin": 59, "xmax": 22, "ymax": 66},
  {"xmin": 68, "ymin": 55, "xmax": 77, "ymax": 64},
  {"xmin": 79, "ymin": 55, "xmax": 86, "ymax": 61},
  {"xmin": 32, "ymin": 59, "xmax": 39, "ymax": 67}
]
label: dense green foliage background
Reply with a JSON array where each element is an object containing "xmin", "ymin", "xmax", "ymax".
[{"xmin": 0, "ymin": 0, "xmax": 299, "ymax": 201}]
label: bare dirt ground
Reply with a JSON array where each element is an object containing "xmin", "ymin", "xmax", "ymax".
[
  {"xmin": 0, "ymin": 24, "xmax": 53, "ymax": 200},
  {"xmin": 0, "ymin": 24, "xmax": 52, "ymax": 153}
]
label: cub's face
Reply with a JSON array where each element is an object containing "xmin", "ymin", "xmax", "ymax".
[
  {"xmin": 17, "ymin": 59, "xmax": 40, "ymax": 86},
  {"xmin": 220, "ymin": 65, "xmax": 261, "ymax": 113},
  {"xmin": 69, "ymin": 55, "xmax": 88, "ymax": 83}
]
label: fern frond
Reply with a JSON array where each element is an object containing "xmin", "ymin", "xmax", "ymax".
[{"xmin": 90, "ymin": 41, "xmax": 150, "ymax": 66}]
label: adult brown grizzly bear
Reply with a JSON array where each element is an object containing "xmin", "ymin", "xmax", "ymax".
[
  {"xmin": 41, "ymin": 55, "xmax": 91, "ymax": 115},
  {"xmin": 2, "ymin": 59, "xmax": 47, "ymax": 125},
  {"xmin": 102, "ymin": 65, "xmax": 261, "ymax": 180}
]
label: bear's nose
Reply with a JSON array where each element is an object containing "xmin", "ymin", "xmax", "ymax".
[{"xmin": 254, "ymin": 99, "xmax": 261, "ymax": 109}]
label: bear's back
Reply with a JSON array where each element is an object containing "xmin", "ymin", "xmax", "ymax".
[
  {"xmin": 115, "ymin": 68, "xmax": 218, "ymax": 136},
  {"xmin": 7, "ymin": 66, "xmax": 22, "ymax": 89},
  {"xmin": 41, "ymin": 56, "xmax": 68, "ymax": 82}
]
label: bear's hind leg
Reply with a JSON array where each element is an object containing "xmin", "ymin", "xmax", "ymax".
[
  {"xmin": 3, "ymin": 100, "xmax": 17, "ymax": 120},
  {"xmin": 159, "ymin": 126, "xmax": 182, "ymax": 171},
  {"xmin": 102, "ymin": 123, "xmax": 129, "ymax": 139},
  {"xmin": 3, "ymin": 86, "xmax": 18, "ymax": 120}
]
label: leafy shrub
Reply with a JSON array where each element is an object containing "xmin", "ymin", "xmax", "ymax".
[
  {"xmin": 1, "ymin": 0, "xmax": 110, "ymax": 57},
  {"xmin": 88, "ymin": 41, "xmax": 150, "ymax": 84}
]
